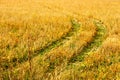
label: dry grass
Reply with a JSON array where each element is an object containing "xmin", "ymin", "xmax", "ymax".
[{"xmin": 0, "ymin": 0, "xmax": 120, "ymax": 80}]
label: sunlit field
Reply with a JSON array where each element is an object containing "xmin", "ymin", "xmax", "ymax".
[{"xmin": 0, "ymin": 0, "xmax": 120, "ymax": 80}]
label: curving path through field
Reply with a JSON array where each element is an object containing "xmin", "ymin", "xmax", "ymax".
[
  {"xmin": 42, "ymin": 18, "xmax": 106, "ymax": 78},
  {"xmin": 17, "ymin": 20, "xmax": 80, "ymax": 64},
  {"xmin": 69, "ymin": 19, "xmax": 106, "ymax": 63},
  {"xmin": 2, "ymin": 17, "xmax": 106, "ymax": 80},
  {"xmin": 53, "ymin": 19, "xmax": 107, "ymax": 79},
  {"xmin": 1, "ymin": 19, "xmax": 81, "ymax": 70},
  {"xmin": 43, "ymin": 18, "xmax": 106, "ymax": 79}
]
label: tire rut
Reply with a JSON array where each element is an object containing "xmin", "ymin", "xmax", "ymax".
[
  {"xmin": 41, "ymin": 19, "xmax": 106, "ymax": 79},
  {"xmin": 46, "ymin": 19, "xmax": 106, "ymax": 78},
  {"xmin": 69, "ymin": 19, "xmax": 106, "ymax": 63},
  {"xmin": 3, "ymin": 19, "xmax": 81, "ymax": 69}
]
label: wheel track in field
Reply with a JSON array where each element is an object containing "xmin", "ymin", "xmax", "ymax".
[
  {"xmin": 1, "ymin": 3, "xmax": 75, "ymax": 69},
  {"xmin": 2, "ymin": 19, "xmax": 81, "ymax": 69},
  {"xmin": 2, "ymin": 18, "xmax": 106, "ymax": 79},
  {"xmin": 14, "ymin": 4, "xmax": 106, "ymax": 69},
  {"xmin": 32, "ymin": 4, "xmax": 106, "ymax": 66},
  {"xmin": 44, "ymin": 19, "xmax": 106, "ymax": 77},
  {"xmin": 69, "ymin": 19, "xmax": 106, "ymax": 63},
  {"xmin": 1, "ymin": 2, "xmax": 107, "ymax": 78},
  {"xmin": 55, "ymin": 19, "xmax": 107, "ymax": 78}
]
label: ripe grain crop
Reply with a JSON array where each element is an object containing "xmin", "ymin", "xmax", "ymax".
[{"xmin": 0, "ymin": 0, "xmax": 120, "ymax": 80}]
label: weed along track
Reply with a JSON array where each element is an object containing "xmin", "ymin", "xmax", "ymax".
[{"xmin": 69, "ymin": 19, "xmax": 106, "ymax": 63}]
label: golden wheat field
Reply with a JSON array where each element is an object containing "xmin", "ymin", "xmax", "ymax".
[{"xmin": 0, "ymin": 0, "xmax": 120, "ymax": 80}]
